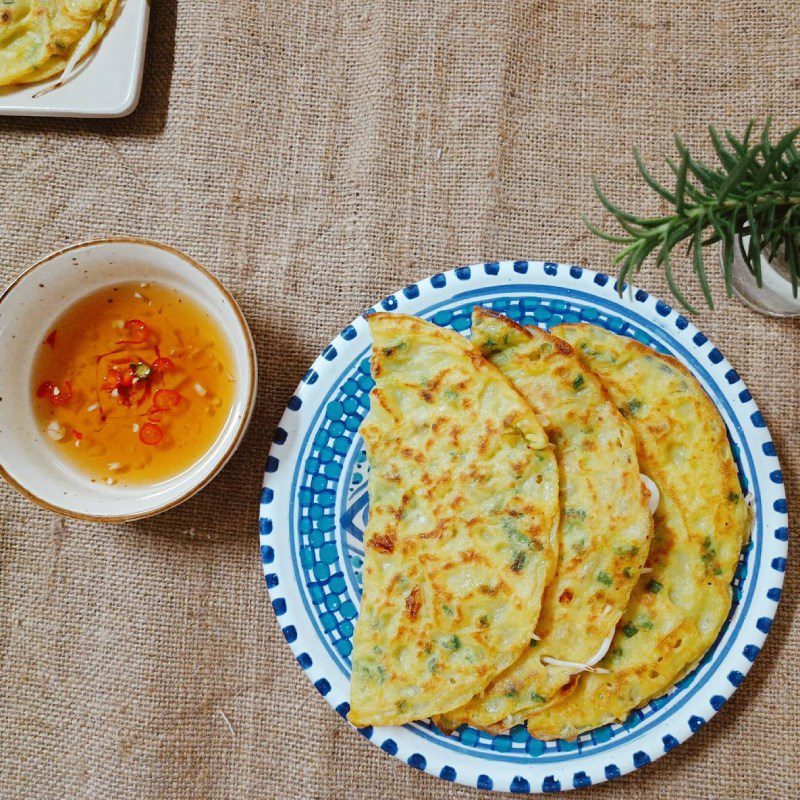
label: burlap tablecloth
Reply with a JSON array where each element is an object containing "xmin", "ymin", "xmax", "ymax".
[{"xmin": 1, "ymin": 2, "xmax": 798, "ymax": 798}]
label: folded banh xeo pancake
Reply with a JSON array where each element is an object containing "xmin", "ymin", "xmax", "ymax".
[
  {"xmin": 524, "ymin": 323, "xmax": 751, "ymax": 740},
  {"xmin": 348, "ymin": 313, "xmax": 559, "ymax": 727},
  {"xmin": 434, "ymin": 310, "xmax": 653, "ymax": 733}
]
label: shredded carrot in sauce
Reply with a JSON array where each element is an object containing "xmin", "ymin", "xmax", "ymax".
[{"xmin": 32, "ymin": 282, "xmax": 236, "ymax": 485}]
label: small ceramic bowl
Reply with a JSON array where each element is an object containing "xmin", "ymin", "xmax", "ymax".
[{"xmin": 0, "ymin": 238, "xmax": 257, "ymax": 521}]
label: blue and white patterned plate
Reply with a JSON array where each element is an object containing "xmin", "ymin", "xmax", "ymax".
[{"xmin": 259, "ymin": 261, "xmax": 787, "ymax": 792}]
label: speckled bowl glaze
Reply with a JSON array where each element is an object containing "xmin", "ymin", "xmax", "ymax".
[{"xmin": 0, "ymin": 238, "xmax": 257, "ymax": 521}]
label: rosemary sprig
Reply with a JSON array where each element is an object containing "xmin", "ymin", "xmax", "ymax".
[{"xmin": 585, "ymin": 119, "xmax": 800, "ymax": 311}]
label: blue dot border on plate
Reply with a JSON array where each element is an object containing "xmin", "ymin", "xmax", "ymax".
[{"xmin": 259, "ymin": 260, "xmax": 787, "ymax": 793}]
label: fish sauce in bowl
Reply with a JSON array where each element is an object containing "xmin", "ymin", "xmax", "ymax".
[{"xmin": 31, "ymin": 282, "xmax": 235, "ymax": 486}]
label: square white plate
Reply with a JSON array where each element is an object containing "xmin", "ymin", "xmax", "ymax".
[{"xmin": 0, "ymin": 0, "xmax": 149, "ymax": 118}]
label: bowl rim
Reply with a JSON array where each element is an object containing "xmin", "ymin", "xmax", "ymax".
[{"xmin": 0, "ymin": 236, "xmax": 258, "ymax": 523}]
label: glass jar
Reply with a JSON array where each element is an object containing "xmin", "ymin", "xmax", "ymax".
[{"xmin": 722, "ymin": 234, "xmax": 800, "ymax": 317}]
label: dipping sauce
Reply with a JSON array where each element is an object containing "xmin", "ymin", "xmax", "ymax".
[{"xmin": 31, "ymin": 282, "xmax": 235, "ymax": 485}]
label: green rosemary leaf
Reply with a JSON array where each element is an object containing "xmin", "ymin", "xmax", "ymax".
[
  {"xmin": 693, "ymin": 219, "xmax": 714, "ymax": 308},
  {"xmin": 620, "ymin": 242, "xmax": 651, "ymax": 288},
  {"xmin": 718, "ymin": 144, "xmax": 757, "ymax": 203},
  {"xmin": 675, "ymin": 134, "xmax": 722, "ymax": 194},
  {"xmin": 756, "ymin": 127, "xmax": 800, "ymax": 186},
  {"xmin": 741, "ymin": 119, "xmax": 755, "ymax": 150},
  {"xmin": 788, "ymin": 143, "xmax": 800, "ymax": 177},
  {"xmin": 762, "ymin": 201, "xmax": 778, "ymax": 260},
  {"xmin": 626, "ymin": 237, "xmax": 660, "ymax": 282},
  {"xmin": 710, "ymin": 215, "xmax": 734, "ymax": 296},
  {"xmin": 675, "ymin": 150, "xmax": 689, "ymax": 215},
  {"xmin": 724, "ymin": 127, "xmax": 747, "ymax": 157},
  {"xmin": 617, "ymin": 253, "xmax": 635, "ymax": 291},
  {"xmin": 682, "ymin": 179, "xmax": 713, "ymax": 205},
  {"xmin": 708, "ymin": 125, "xmax": 738, "ymax": 173},
  {"xmin": 659, "ymin": 239, "xmax": 697, "ymax": 313},
  {"xmin": 580, "ymin": 214, "xmax": 633, "ymax": 244},
  {"xmin": 706, "ymin": 215, "xmax": 724, "ymax": 245},
  {"xmin": 633, "ymin": 148, "xmax": 676, "ymax": 204},
  {"xmin": 592, "ymin": 178, "xmax": 642, "ymax": 225},
  {"xmin": 746, "ymin": 203, "xmax": 763, "ymax": 286},
  {"xmin": 761, "ymin": 116, "xmax": 773, "ymax": 156},
  {"xmin": 614, "ymin": 215, "xmax": 651, "ymax": 238},
  {"xmin": 664, "ymin": 155, "xmax": 714, "ymax": 203},
  {"xmin": 593, "ymin": 181, "xmax": 669, "ymax": 233},
  {"xmin": 664, "ymin": 223, "xmax": 692, "ymax": 266}
]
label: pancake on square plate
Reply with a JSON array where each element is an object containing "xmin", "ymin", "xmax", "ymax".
[
  {"xmin": 0, "ymin": 1, "xmax": 118, "ymax": 87},
  {"xmin": 348, "ymin": 313, "xmax": 560, "ymax": 728},
  {"xmin": 434, "ymin": 309, "xmax": 653, "ymax": 733},
  {"xmin": 525, "ymin": 323, "xmax": 752, "ymax": 740}
]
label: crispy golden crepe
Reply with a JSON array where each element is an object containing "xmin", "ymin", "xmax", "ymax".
[
  {"xmin": 434, "ymin": 310, "xmax": 653, "ymax": 733},
  {"xmin": 348, "ymin": 313, "xmax": 559, "ymax": 728},
  {"xmin": 0, "ymin": 1, "xmax": 117, "ymax": 87},
  {"xmin": 525, "ymin": 323, "xmax": 751, "ymax": 740}
]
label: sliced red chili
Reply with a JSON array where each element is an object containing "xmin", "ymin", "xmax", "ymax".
[
  {"xmin": 119, "ymin": 366, "xmax": 136, "ymax": 388},
  {"xmin": 101, "ymin": 368, "xmax": 122, "ymax": 392},
  {"xmin": 117, "ymin": 319, "xmax": 149, "ymax": 345},
  {"xmin": 37, "ymin": 380, "xmax": 72, "ymax": 406},
  {"xmin": 151, "ymin": 357, "xmax": 174, "ymax": 373},
  {"xmin": 136, "ymin": 380, "xmax": 152, "ymax": 408},
  {"xmin": 153, "ymin": 388, "xmax": 182, "ymax": 411},
  {"xmin": 72, "ymin": 429, "xmax": 84, "ymax": 441},
  {"xmin": 52, "ymin": 381, "xmax": 72, "ymax": 406},
  {"xmin": 44, "ymin": 329, "xmax": 57, "ymax": 348},
  {"xmin": 139, "ymin": 422, "xmax": 163, "ymax": 445},
  {"xmin": 146, "ymin": 407, "xmax": 163, "ymax": 423}
]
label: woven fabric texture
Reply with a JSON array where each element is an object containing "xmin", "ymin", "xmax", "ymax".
[{"xmin": 1, "ymin": 1, "xmax": 798, "ymax": 798}]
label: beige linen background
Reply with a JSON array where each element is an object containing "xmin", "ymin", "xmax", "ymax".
[{"xmin": 1, "ymin": 2, "xmax": 798, "ymax": 798}]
